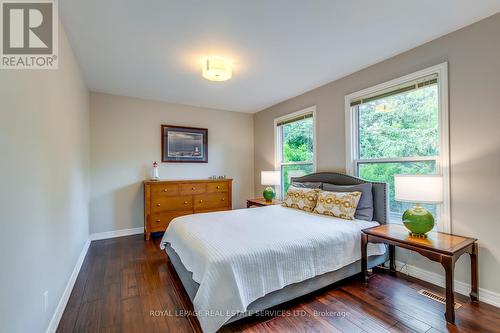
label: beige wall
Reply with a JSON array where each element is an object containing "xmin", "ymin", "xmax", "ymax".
[
  {"xmin": 254, "ymin": 13, "xmax": 500, "ymax": 295},
  {"xmin": 0, "ymin": 24, "xmax": 90, "ymax": 333},
  {"xmin": 89, "ymin": 93, "xmax": 254, "ymax": 234}
]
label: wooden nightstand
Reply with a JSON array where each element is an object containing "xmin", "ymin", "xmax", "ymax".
[
  {"xmin": 246, "ymin": 198, "xmax": 282, "ymax": 208},
  {"xmin": 361, "ymin": 224, "xmax": 478, "ymax": 324}
]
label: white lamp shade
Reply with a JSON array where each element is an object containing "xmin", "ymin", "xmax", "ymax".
[
  {"xmin": 261, "ymin": 171, "xmax": 281, "ymax": 186},
  {"xmin": 394, "ymin": 174, "xmax": 443, "ymax": 204}
]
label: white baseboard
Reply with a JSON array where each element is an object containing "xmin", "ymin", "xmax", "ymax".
[
  {"xmin": 46, "ymin": 238, "xmax": 91, "ymax": 333},
  {"xmin": 89, "ymin": 227, "xmax": 144, "ymax": 241},
  {"xmin": 47, "ymin": 229, "xmax": 499, "ymax": 332},
  {"xmin": 395, "ymin": 260, "xmax": 500, "ymax": 308},
  {"xmin": 46, "ymin": 227, "xmax": 144, "ymax": 332}
]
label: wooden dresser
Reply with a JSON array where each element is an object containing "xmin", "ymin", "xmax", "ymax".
[{"xmin": 143, "ymin": 179, "xmax": 233, "ymax": 240}]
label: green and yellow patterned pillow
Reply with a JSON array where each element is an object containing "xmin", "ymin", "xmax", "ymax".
[
  {"xmin": 313, "ymin": 190, "xmax": 362, "ymax": 220},
  {"xmin": 282, "ymin": 186, "xmax": 319, "ymax": 212}
]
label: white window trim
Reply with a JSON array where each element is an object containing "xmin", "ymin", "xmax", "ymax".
[
  {"xmin": 344, "ymin": 63, "xmax": 451, "ymax": 233},
  {"xmin": 274, "ymin": 106, "xmax": 317, "ymax": 197}
]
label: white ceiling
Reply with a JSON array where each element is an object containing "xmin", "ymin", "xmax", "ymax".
[{"xmin": 60, "ymin": 0, "xmax": 500, "ymax": 113}]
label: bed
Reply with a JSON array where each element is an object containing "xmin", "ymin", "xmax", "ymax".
[{"xmin": 160, "ymin": 172, "xmax": 389, "ymax": 333}]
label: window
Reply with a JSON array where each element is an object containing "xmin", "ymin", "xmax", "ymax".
[
  {"xmin": 345, "ymin": 63, "xmax": 450, "ymax": 232},
  {"xmin": 275, "ymin": 106, "xmax": 316, "ymax": 197}
]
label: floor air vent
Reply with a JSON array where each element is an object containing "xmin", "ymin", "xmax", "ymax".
[{"xmin": 418, "ymin": 289, "xmax": 461, "ymax": 309}]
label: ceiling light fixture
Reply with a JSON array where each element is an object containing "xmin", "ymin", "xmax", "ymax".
[{"xmin": 202, "ymin": 57, "xmax": 232, "ymax": 81}]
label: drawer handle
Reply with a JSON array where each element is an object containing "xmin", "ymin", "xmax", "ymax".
[
  {"xmin": 156, "ymin": 219, "xmax": 161, "ymax": 223},
  {"xmin": 221, "ymin": 198, "xmax": 225, "ymax": 201},
  {"xmin": 199, "ymin": 200, "xmax": 203, "ymax": 203},
  {"xmin": 184, "ymin": 201, "xmax": 188, "ymax": 204},
  {"xmin": 163, "ymin": 189, "xmax": 168, "ymax": 192},
  {"xmin": 216, "ymin": 186, "xmax": 220, "ymax": 189},
  {"xmin": 156, "ymin": 203, "xmax": 161, "ymax": 207},
  {"xmin": 192, "ymin": 187, "xmax": 196, "ymax": 190}
]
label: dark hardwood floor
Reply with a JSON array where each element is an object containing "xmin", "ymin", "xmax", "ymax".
[{"xmin": 57, "ymin": 234, "xmax": 500, "ymax": 333}]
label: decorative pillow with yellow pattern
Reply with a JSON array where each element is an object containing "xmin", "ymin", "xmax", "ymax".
[
  {"xmin": 313, "ymin": 190, "xmax": 362, "ymax": 220},
  {"xmin": 281, "ymin": 186, "xmax": 319, "ymax": 212}
]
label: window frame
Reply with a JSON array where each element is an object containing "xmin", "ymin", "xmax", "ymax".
[
  {"xmin": 274, "ymin": 106, "xmax": 317, "ymax": 198},
  {"xmin": 344, "ymin": 63, "xmax": 451, "ymax": 233}
]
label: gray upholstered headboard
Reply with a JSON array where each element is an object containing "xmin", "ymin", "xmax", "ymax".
[{"xmin": 290, "ymin": 172, "xmax": 388, "ymax": 224}]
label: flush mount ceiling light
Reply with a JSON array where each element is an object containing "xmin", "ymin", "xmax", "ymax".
[{"xmin": 202, "ymin": 57, "xmax": 232, "ymax": 81}]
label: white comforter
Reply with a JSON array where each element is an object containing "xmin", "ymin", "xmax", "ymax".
[{"xmin": 160, "ymin": 205, "xmax": 385, "ymax": 332}]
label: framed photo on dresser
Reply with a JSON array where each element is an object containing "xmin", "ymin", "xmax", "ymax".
[{"xmin": 161, "ymin": 125, "xmax": 208, "ymax": 163}]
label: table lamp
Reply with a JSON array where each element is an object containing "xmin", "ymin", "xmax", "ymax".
[
  {"xmin": 261, "ymin": 171, "xmax": 280, "ymax": 202},
  {"xmin": 394, "ymin": 174, "xmax": 443, "ymax": 237}
]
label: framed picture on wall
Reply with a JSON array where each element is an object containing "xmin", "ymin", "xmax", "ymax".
[{"xmin": 161, "ymin": 125, "xmax": 208, "ymax": 163}]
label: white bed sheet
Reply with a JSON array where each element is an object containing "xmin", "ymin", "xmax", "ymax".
[{"xmin": 160, "ymin": 205, "xmax": 385, "ymax": 333}]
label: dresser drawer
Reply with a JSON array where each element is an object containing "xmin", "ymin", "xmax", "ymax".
[
  {"xmin": 144, "ymin": 179, "xmax": 232, "ymax": 240},
  {"xmin": 194, "ymin": 193, "xmax": 229, "ymax": 211},
  {"xmin": 180, "ymin": 183, "xmax": 206, "ymax": 195},
  {"xmin": 151, "ymin": 183, "xmax": 179, "ymax": 197},
  {"xmin": 206, "ymin": 182, "xmax": 229, "ymax": 193},
  {"xmin": 150, "ymin": 211, "xmax": 192, "ymax": 231},
  {"xmin": 152, "ymin": 195, "xmax": 193, "ymax": 213}
]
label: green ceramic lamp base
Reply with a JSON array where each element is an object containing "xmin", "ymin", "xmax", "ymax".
[
  {"xmin": 402, "ymin": 204, "xmax": 435, "ymax": 237},
  {"xmin": 408, "ymin": 232, "xmax": 429, "ymax": 238},
  {"xmin": 263, "ymin": 186, "xmax": 276, "ymax": 202}
]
